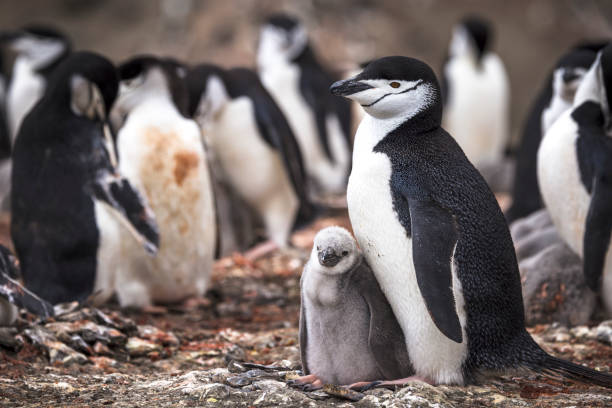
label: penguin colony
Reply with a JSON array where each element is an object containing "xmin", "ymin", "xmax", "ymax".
[{"xmin": 0, "ymin": 10, "xmax": 609, "ymax": 391}]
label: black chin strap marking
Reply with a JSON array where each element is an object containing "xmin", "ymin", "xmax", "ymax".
[{"xmin": 361, "ymin": 80, "xmax": 423, "ymax": 107}]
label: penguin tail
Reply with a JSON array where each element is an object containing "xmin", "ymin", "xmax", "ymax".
[{"xmin": 536, "ymin": 354, "xmax": 612, "ymax": 388}]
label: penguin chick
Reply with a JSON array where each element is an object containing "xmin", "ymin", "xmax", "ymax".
[
  {"xmin": 296, "ymin": 227, "xmax": 412, "ymax": 389},
  {"xmin": 110, "ymin": 55, "xmax": 216, "ymax": 308},
  {"xmin": 185, "ymin": 64, "xmax": 316, "ymax": 248},
  {"xmin": 0, "ymin": 245, "xmax": 54, "ymax": 325}
]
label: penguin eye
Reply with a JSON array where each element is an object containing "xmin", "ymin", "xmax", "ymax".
[
  {"xmin": 316, "ymin": 246, "xmax": 320, "ymax": 251},
  {"xmin": 342, "ymin": 251, "xmax": 348, "ymax": 256},
  {"xmin": 390, "ymin": 82, "xmax": 400, "ymax": 89}
]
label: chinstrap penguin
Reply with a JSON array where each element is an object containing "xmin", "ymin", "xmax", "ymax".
[
  {"xmin": 185, "ymin": 64, "xmax": 316, "ymax": 249},
  {"xmin": 110, "ymin": 55, "xmax": 216, "ymax": 308},
  {"xmin": 257, "ymin": 13, "xmax": 352, "ymax": 195},
  {"xmin": 441, "ymin": 16, "xmax": 510, "ymax": 168},
  {"xmin": 11, "ymin": 51, "xmax": 159, "ymax": 305},
  {"xmin": 538, "ymin": 44, "xmax": 612, "ymax": 317},
  {"xmin": 507, "ymin": 47, "xmax": 598, "ymax": 222},
  {"xmin": 294, "ymin": 226, "xmax": 412, "ymax": 390},
  {"xmin": 0, "ymin": 244, "xmax": 54, "ymax": 326},
  {"xmin": 331, "ymin": 56, "xmax": 612, "ymax": 387}
]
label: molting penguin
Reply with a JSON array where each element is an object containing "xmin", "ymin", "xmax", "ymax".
[
  {"xmin": 331, "ymin": 56, "xmax": 612, "ymax": 387},
  {"xmin": 11, "ymin": 51, "xmax": 159, "ymax": 305},
  {"xmin": 538, "ymin": 44, "xmax": 612, "ymax": 317},
  {"xmin": 257, "ymin": 14, "xmax": 352, "ymax": 195},
  {"xmin": 185, "ymin": 64, "xmax": 316, "ymax": 249},
  {"xmin": 111, "ymin": 55, "xmax": 216, "ymax": 308},
  {"xmin": 295, "ymin": 226, "xmax": 412, "ymax": 390},
  {"xmin": 441, "ymin": 16, "xmax": 510, "ymax": 167},
  {"xmin": 0, "ymin": 244, "xmax": 54, "ymax": 326},
  {"xmin": 506, "ymin": 47, "xmax": 597, "ymax": 222}
]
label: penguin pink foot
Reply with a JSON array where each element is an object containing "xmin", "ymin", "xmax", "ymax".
[
  {"xmin": 288, "ymin": 374, "xmax": 324, "ymax": 391},
  {"xmin": 349, "ymin": 376, "xmax": 434, "ymax": 391},
  {"xmin": 243, "ymin": 240, "xmax": 279, "ymax": 261}
]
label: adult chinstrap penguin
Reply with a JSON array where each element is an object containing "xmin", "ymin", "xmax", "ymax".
[
  {"xmin": 110, "ymin": 55, "xmax": 216, "ymax": 308},
  {"xmin": 331, "ymin": 56, "xmax": 612, "ymax": 387},
  {"xmin": 11, "ymin": 51, "xmax": 159, "ymax": 305},
  {"xmin": 257, "ymin": 13, "xmax": 352, "ymax": 195},
  {"xmin": 0, "ymin": 244, "xmax": 54, "ymax": 326},
  {"xmin": 538, "ymin": 44, "xmax": 612, "ymax": 316},
  {"xmin": 186, "ymin": 64, "xmax": 316, "ymax": 249},
  {"xmin": 507, "ymin": 47, "xmax": 598, "ymax": 222},
  {"xmin": 441, "ymin": 15, "xmax": 510, "ymax": 168},
  {"xmin": 294, "ymin": 227, "xmax": 412, "ymax": 390}
]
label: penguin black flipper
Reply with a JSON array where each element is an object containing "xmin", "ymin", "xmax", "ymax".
[
  {"xmin": 240, "ymin": 71, "xmax": 317, "ymax": 224},
  {"xmin": 407, "ymin": 198, "xmax": 463, "ymax": 343},
  {"xmin": 354, "ymin": 260, "xmax": 414, "ymax": 379},
  {"xmin": 298, "ymin": 298, "xmax": 310, "ymax": 375},
  {"xmin": 574, "ymin": 101, "xmax": 612, "ymax": 290},
  {"xmin": 86, "ymin": 136, "xmax": 159, "ymax": 255},
  {"xmin": 0, "ymin": 246, "xmax": 54, "ymax": 318}
]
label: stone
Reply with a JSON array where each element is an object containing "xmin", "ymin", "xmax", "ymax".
[
  {"xmin": 596, "ymin": 320, "xmax": 612, "ymax": 345},
  {"xmin": 520, "ymin": 242, "xmax": 596, "ymax": 326}
]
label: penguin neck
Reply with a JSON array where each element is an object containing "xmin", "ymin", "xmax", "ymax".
[{"xmin": 365, "ymin": 104, "xmax": 442, "ymax": 147}]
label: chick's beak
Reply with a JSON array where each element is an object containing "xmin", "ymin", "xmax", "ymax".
[{"xmin": 318, "ymin": 248, "xmax": 341, "ymax": 267}]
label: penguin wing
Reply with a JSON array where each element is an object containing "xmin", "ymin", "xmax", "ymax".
[
  {"xmin": 355, "ymin": 261, "xmax": 414, "ymax": 379},
  {"xmin": 250, "ymin": 85, "xmax": 315, "ymax": 219},
  {"xmin": 86, "ymin": 136, "xmax": 160, "ymax": 255},
  {"xmin": 408, "ymin": 198, "xmax": 463, "ymax": 343},
  {"xmin": 583, "ymin": 165, "xmax": 612, "ymax": 291},
  {"xmin": 299, "ymin": 296, "xmax": 310, "ymax": 375},
  {"xmin": 0, "ymin": 251, "xmax": 54, "ymax": 318}
]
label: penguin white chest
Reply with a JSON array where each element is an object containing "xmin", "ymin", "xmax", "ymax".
[
  {"xmin": 538, "ymin": 111, "xmax": 590, "ymax": 255},
  {"xmin": 347, "ymin": 116, "xmax": 468, "ymax": 384}
]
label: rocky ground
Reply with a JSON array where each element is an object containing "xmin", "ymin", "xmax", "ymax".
[{"xmin": 0, "ymin": 212, "xmax": 610, "ymax": 407}]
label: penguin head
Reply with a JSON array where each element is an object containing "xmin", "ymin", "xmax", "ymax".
[
  {"xmin": 312, "ymin": 227, "xmax": 360, "ymax": 274},
  {"xmin": 449, "ymin": 16, "xmax": 491, "ymax": 64},
  {"xmin": 7, "ymin": 25, "xmax": 70, "ymax": 73},
  {"xmin": 185, "ymin": 64, "xmax": 230, "ymax": 127},
  {"xmin": 257, "ymin": 13, "xmax": 308, "ymax": 69},
  {"xmin": 113, "ymin": 55, "xmax": 189, "ymax": 125},
  {"xmin": 551, "ymin": 48, "xmax": 597, "ymax": 104},
  {"xmin": 330, "ymin": 56, "xmax": 441, "ymax": 122},
  {"xmin": 44, "ymin": 51, "xmax": 118, "ymax": 122},
  {"xmin": 573, "ymin": 43, "xmax": 612, "ymax": 125}
]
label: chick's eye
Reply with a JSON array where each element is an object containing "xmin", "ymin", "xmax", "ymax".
[
  {"xmin": 390, "ymin": 81, "xmax": 400, "ymax": 89},
  {"xmin": 316, "ymin": 246, "xmax": 320, "ymax": 251},
  {"xmin": 342, "ymin": 251, "xmax": 348, "ymax": 256}
]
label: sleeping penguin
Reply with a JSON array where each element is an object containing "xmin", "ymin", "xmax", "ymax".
[
  {"xmin": 539, "ymin": 44, "xmax": 612, "ymax": 317},
  {"xmin": 331, "ymin": 56, "xmax": 612, "ymax": 388},
  {"xmin": 185, "ymin": 64, "xmax": 316, "ymax": 251},
  {"xmin": 11, "ymin": 51, "xmax": 159, "ymax": 305},
  {"xmin": 257, "ymin": 13, "xmax": 352, "ymax": 195},
  {"xmin": 0, "ymin": 244, "xmax": 54, "ymax": 326},
  {"xmin": 441, "ymin": 16, "xmax": 510, "ymax": 168},
  {"xmin": 110, "ymin": 55, "xmax": 216, "ymax": 308},
  {"xmin": 507, "ymin": 47, "xmax": 598, "ymax": 222},
  {"xmin": 295, "ymin": 227, "xmax": 412, "ymax": 390}
]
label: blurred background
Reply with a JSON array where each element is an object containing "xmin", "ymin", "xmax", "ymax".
[{"xmin": 1, "ymin": 0, "xmax": 611, "ymax": 145}]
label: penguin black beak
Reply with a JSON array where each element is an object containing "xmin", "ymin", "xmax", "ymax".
[
  {"xmin": 318, "ymin": 248, "xmax": 341, "ymax": 267},
  {"xmin": 330, "ymin": 79, "xmax": 373, "ymax": 97},
  {"xmin": 562, "ymin": 70, "xmax": 579, "ymax": 83}
]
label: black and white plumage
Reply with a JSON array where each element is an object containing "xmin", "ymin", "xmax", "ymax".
[
  {"xmin": 11, "ymin": 51, "xmax": 159, "ymax": 305},
  {"xmin": 257, "ymin": 14, "xmax": 352, "ymax": 195},
  {"xmin": 0, "ymin": 244, "xmax": 54, "ymax": 325},
  {"xmin": 297, "ymin": 227, "xmax": 412, "ymax": 388},
  {"xmin": 186, "ymin": 64, "xmax": 316, "ymax": 248},
  {"xmin": 332, "ymin": 56, "xmax": 612, "ymax": 387},
  {"xmin": 507, "ymin": 47, "xmax": 598, "ymax": 223},
  {"xmin": 109, "ymin": 55, "xmax": 216, "ymax": 308},
  {"xmin": 441, "ymin": 16, "xmax": 509, "ymax": 167},
  {"xmin": 539, "ymin": 44, "xmax": 612, "ymax": 317}
]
